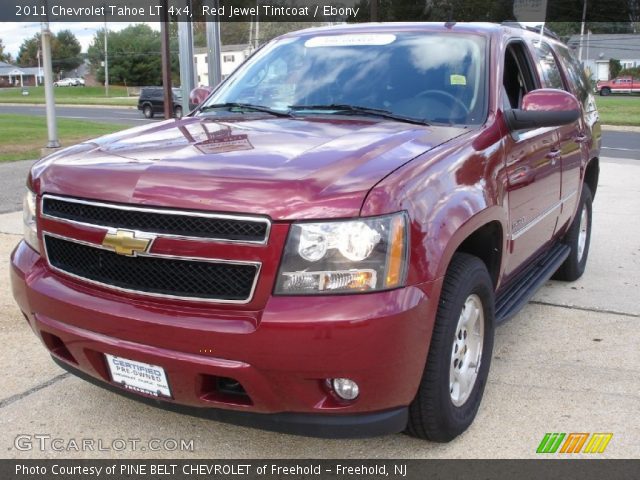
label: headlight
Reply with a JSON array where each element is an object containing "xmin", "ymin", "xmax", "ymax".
[
  {"xmin": 23, "ymin": 189, "xmax": 39, "ymax": 252},
  {"xmin": 275, "ymin": 213, "xmax": 408, "ymax": 295}
]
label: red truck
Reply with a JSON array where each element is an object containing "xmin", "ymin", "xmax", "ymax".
[
  {"xmin": 596, "ymin": 76, "xmax": 640, "ymax": 95},
  {"xmin": 11, "ymin": 23, "xmax": 600, "ymax": 442}
]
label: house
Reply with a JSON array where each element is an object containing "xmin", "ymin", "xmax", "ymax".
[
  {"xmin": 567, "ymin": 34, "xmax": 640, "ymax": 81},
  {"xmin": 0, "ymin": 61, "xmax": 43, "ymax": 87},
  {"xmin": 194, "ymin": 44, "xmax": 253, "ymax": 86}
]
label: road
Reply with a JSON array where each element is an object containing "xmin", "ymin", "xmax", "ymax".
[
  {"xmin": 1, "ymin": 104, "xmax": 162, "ymax": 126},
  {"xmin": 600, "ymin": 129, "xmax": 640, "ymax": 159}
]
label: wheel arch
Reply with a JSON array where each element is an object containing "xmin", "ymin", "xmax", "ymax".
[
  {"xmin": 434, "ymin": 208, "xmax": 507, "ymax": 291},
  {"xmin": 584, "ymin": 157, "xmax": 599, "ymax": 200}
]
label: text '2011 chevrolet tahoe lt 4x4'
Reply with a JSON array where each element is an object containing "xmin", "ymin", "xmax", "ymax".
[{"xmin": 11, "ymin": 23, "xmax": 600, "ymax": 442}]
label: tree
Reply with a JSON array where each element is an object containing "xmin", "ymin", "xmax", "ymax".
[
  {"xmin": 53, "ymin": 30, "xmax": 82, "ymax": 74},
  {"xmin": 87, "ymin": 24, "xmax": 179, "ymax": 86},
  {"xmin": 16, "ymin": 35, "xmax": 39, "ymax": 67},
  {"xmin": 0, "ymin": 38, "xmax": 13, "ymax": 63},
  {"xmin": 16, "ymin": 30, "xmax": 82, "ymax": 74},
  {"xmin": 609, "ymin": 58, "xmax": 622, "ymax": 78}
]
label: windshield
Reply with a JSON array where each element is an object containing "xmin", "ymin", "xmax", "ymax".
[{"xmin": 202, "ymin": 31, "xmax": 487, "ymax": 125}]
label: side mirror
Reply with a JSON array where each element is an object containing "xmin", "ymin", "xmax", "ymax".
[
  {"xmin": 189, "ymin": 86, "xmax": 214, "ymax": 111},
  {"xmin": 504, "ymin": 88, "xmax": 580, "ymax": 131}
]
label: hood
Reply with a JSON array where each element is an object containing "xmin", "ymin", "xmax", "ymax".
[{"xmin": 33, "ymin": 115, "xmax": 467, "ymax": 220}]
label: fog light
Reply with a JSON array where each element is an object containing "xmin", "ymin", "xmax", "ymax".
[{"xmin": 331, "ymin": 378, "xmax": 359, "ymax": 400}]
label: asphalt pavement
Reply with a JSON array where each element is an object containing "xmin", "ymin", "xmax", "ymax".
[
  {"xmin": 0, "ymin": 154, "xmax": 638, "ymax": 458},
  {"xmin": 1, "ymin": 104, "xmax": 162, "ymax": 126},
  {"xmin": 600, "ymin": 128, "xmax": 640, "ymax": 159}
]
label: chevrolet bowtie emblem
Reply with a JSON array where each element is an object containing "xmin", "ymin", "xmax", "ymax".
[{"xmin": 102, "ymin": 229, "xmax": 153, "ymax": 256}]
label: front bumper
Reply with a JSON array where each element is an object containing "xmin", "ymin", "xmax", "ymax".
[{"xmin": 11, "ymin": 240, "xmax": 440, "ymax": 437}]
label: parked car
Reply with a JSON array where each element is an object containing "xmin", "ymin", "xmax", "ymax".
[
  {"xmin": 52, "ymin": 78, "xmax": 76, "ymax": 87},
  {"xmin": 70, "ymin": 77, "xmax": 85, "ymax": 87},
  {"xmin": 137, "ymin": 86, "xmax": 183, "ymax": 119},
  {"xmin": 596, "ymin": 76, "xmax": 640, "ymax": 96},
  {"xmin": 12, "ymin": 23, "xmax": 600, "ymax": 442}
]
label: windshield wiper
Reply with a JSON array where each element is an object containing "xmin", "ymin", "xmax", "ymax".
[
  {"xmin": 288, "ymin": 104, "xmax": 429, "ymax": 126},
  {"xmin": 199, "ymin": 102, "xmax": 291, "ymax": 117}
]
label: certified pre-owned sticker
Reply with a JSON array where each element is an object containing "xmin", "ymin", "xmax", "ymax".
[{"xmin": 106, "ymin": 354, "xmax": 171, "ymax": 398}]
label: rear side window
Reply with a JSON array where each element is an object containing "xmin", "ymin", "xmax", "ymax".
[
  {"xmin": 555, "ymin": 45, "xmax": 591, "ymax": 106},
  {"xmin": 531, "ymin": 41, "xmax": 565, "ymax": 90}
]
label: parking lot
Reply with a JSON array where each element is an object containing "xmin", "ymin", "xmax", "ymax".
[{"xmin": 0, "ymin": 155, "xmax": 638, "ymax": 459}]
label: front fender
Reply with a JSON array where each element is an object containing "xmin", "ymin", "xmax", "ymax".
[{"xmin": 361, "ymin": 123, "xmax": 508, "ymax": 286}]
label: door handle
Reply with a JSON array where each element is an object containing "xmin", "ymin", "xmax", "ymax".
[
  {"xmin": 546, "ymin": 148, "xmax": 561, "ymax": 166},
  {"xmin": 575, "ymin": 133, "xmax": 588, "ymax": 143}
]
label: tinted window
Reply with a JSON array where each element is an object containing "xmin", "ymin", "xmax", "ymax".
[
  {"xmin": 204, "ymin": 33, "xmax": 488, "ymax": 125},
  {"xmin": 531, "ymin": 42, "xmax": 564, "ymax": 90},
  {"xmin": 555, "ymin": 45, "xmax": 591, "ymax": 105}
]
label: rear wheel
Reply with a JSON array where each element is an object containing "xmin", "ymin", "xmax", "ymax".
[
  {"xmin": 553, "ymin": 184, "xmax": 593, "ymax": 281},
  {"xmin": 143, "ymin": 105, "xmax": 154, "ymax": 119},
  {"xmin": 407, "ymin": 253, "xmax": 495, "ymax": 442}
]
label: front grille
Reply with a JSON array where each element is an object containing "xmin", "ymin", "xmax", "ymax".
[
  {"xmin": 42, "ymin": 196, "xmax": 269, "ymax": 243},
  {"xmin": 45, "ymin": 235, "xmax": 259, "ymax": 302}
]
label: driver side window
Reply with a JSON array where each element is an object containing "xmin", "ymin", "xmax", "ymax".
[{"xmin": 502, "ymin": 42, "xmax": 538, "ymax": 110}]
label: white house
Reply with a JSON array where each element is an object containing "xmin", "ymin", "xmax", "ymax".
[
  {"xmin": 567, "ymin": 34, "xmax": 640, "ymax": 81},
  {"xmin": 0, "ymin": 61, "xmax": 43, "ymax": 87},
  {"xmin": 194, "ymin": 44, "xmax": 253, "ymax": 87}
]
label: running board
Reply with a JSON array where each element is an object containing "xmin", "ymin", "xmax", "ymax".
[{"xmin": 495, "ymin": 243, "xmax": 570, "ymax": 324}]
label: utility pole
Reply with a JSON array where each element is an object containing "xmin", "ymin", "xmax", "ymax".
[
  {"xmin": 578, "ymin": 0, "xmax": 587, "ymax": 63},
  {"xmin": 41, "ymin": 20, "xmax": 59, "ymax": 148},
  {"xmin": 206, "ymin": 8, "xmax": 222, "ymax": 87},
  {"xmin": 160, "ymin": 0, "xmax": 173, "ymax": 119},
  {"xmin": 104, "ymin": 18, "xmax": 109, "ymax": 97},
  {"xmin": 178, "ymin": 7, "xmax": 196, "ymax": 113}
]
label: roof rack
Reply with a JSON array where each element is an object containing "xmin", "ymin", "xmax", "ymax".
[{"xmin": 500, "ymin": 21, "xmax": 560, "ymax": 41}]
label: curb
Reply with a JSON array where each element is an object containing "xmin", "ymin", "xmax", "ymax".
[{"xmin": 601, "ymin": 124, "xmax": 640, "ymax": 132}]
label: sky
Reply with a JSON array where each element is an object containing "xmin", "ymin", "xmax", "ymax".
[{"xmin": 0, "ymin": 22, "xmax": 160, "ymax": 58}]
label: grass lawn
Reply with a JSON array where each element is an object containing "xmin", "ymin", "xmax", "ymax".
[
  {"xmin": 0, "ymin": 114, "xmax": 127, "ymax": 162},
  {"xmin": 0, "ymin": 86, "xmax": 137, "ymax": 106},
  {"xmin": 594, "ymin": 95, "xmax": 640, "ymax": 126}
]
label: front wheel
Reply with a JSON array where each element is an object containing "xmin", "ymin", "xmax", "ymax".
[
  {"xmin": 407, "ymin": 253, "xmax": 495, "ymax": 442},
  {"xmin": 142, "ymin": 105, "xmax": 154, "ymax": 119},
  {"xmin": 553, "ymin": 184, "xmax": 593, "ymax": 281},
  {"xmin": 600, "ymin": 88, "xmax": 611, "ymax": 96},
  {"xmin": 174, "ymin": 106, "xmax": 183, "ymax": 119}
]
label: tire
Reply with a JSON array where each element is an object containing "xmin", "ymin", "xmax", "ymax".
[
  {"xmin": 407, "ymin": 253, "xmax": 495, "ymax": 442},
  {"xmin": 600, "ymin": 88, "xmax": 611, "ymax": 96},
  {"xmin": 174, "ymin": 106, "xmax": 183, "ymax": 119},
  {"xmin": 553, "ymin": 184, "xmax": 593, "ymax": 281},
  {"xmin": 143, "ymin": 105, "xmax": 154, "ymax": 119}
]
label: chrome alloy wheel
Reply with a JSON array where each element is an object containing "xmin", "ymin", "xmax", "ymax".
[
  {"xmin": 450, "ymin": 294, "xmax": 484, "ymax": 407},
  {"xmin": 577, "ymin": 204, "xmax": 589, "ymax": 262}
]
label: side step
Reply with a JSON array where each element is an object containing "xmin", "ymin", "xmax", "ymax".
[{"xmin": 495, "ymin": 243, "xmax": 570, "ymax": 324}]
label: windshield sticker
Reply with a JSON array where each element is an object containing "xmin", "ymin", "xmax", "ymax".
[
  {"xmin": 450, "ymin": 74, "xmax": 467, "ymax": 86},
  {"xmin": 305, "ymin": 34, "xmax": 396, "ymax": 48}
]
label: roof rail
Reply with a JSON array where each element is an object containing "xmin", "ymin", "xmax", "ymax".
[{"xmin": 500, "ymin": 21, "xmax": 560, "ymax": 41}]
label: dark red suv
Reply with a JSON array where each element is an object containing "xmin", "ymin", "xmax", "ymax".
[{"xmin": 12, "ymin": 23, "xmax": 600, "ymax": 441}]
